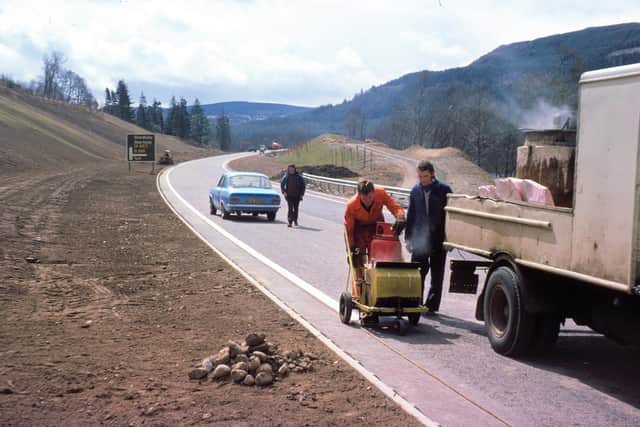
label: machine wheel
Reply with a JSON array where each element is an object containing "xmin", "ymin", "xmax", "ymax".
[
  {"xmin": 339, "ymin": 292, "xmax": 353, "ymax": 324},
  {"xmin": 209, "ymin": 199, "xmax": 217, "ymax": 215},
  {"xmin": 483, "ymin": 266, "xmax": 534, "ymax": 356},
  {"xmin": 408, "ymin": 313, "xmax": 420, "ymax": 326},
  {"xmin": 267, "ymin": 212, "xmax": 276, "ymax": 222},
  {"xmin": 530, "ymin": 315, "xmax": 561, "ymax": 351},
  {"xmin": 221, "ymin": 203, "xmax": 230, "ymax": 219},
  {"xmin": 394, "ymin": 318, "xmax": 410, "ymax": 336}
]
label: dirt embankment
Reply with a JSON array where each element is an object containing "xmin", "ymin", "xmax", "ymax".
[{"xmin": 0, "ymin": 161, "xmax": 417, "ymax": 426}]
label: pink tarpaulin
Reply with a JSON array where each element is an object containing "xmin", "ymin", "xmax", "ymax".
[{"xmin": 479, "ymin": 178, "xmax": 555, "ymax": 207}]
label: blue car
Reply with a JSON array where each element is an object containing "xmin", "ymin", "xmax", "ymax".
[{"xmin": 209, "ymin": 172, "xmax": 281, "ymax": 221}]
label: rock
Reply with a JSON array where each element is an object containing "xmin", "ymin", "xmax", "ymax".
[
  {"xmin": 255, "ymin": 371, "xmax": 273, "ymax": 386},
  {"xmin": 248, "ymin": 356, "xmax": 260, "ymax": 372},
  {"xmin": 234, "ymin": 354, "xmax": 249, "ymax": 364},
  {"xmin": 257, "ymin": 363, "xmax": 273, "ymax": 375},
  {"xmin": 245, "ymin": 333, "xmax": 265, "ymax": 347},
  {"xmin": 278, "ymin": 365, "xmax": 289, "ymax": 377},
  {"xmin": 242, "ymin": 374, "xmax": 255, "ymax": 386},
  {"xmin": 25, "ymin": 255, "xmax": 39, "ymax": 264},
  {"xmin": 305, "ymin": 352, "xmax": 318, "ymax": 360},
  {"xmin": 266, "ymin": 343, "xmax": 278, "ymax": 354},
  {"xmin": 228, "ymin": 341, "xmax": 249, "ymax": 357},
  {"xmin": 212, "ymin": 364, "xmax": 230, "ymax": 380},
  {"xmin": 284, "ymin": 350, "xmax": 301, "ymax": 360},
  {"xmin": 252, "ymin": 351, "xmax": 267, "ymax": 363},
  {"xmin": 248, "ymin": 342, "xmax": 269, "ymax": 353},
  {"xmin": 232, "ymin": 361, "xmax": 248, "ymax": 372},
  {"xmin": 202, "ymin": 358, "xmax": 213, "ymax": 372},
  {"xmin": 0, "ymin": 388, "xmax": 14, "ymax": 395},
  {"xmin": 81, "ymin": 320, "xmax": 92, "ymax": 328},
  {"xmin": 189, "ymin": 368, "xmax": 209, "ymax": 380},
  {"xmin": 202, "ymin": 413, "xmax": 212, "ymax": 420},
  {"xmin": 212, "ymin": 347, "xmax": 230, "ymax": 366},
  {"xmin": 231, "ymin": 369, "xmax": 248, "ymax": 382}
]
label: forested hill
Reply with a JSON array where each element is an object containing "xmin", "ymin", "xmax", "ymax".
[
  {"xmin": 199, "ymin": 101, "xmax": 310, "ymax": 124},
  {"xmin": 232, "ymin": 22, "xmax": 640, "ymax": 175}
]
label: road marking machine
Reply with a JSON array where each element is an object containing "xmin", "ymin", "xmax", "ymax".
[{"xmin": 339, "ymin": 222, "xmax": 428, "ymax": 335}]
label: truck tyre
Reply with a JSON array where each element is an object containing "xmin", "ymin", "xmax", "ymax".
[
  {"xmin": 531, "ymin": 315, "xmax": 560, "ymax": 351},
  {"xmin": 484, "ymin": 266, "xmax": 534, "ymax": 356}
]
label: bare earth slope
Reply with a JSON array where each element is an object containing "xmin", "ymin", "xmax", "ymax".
[{"xmin": 0, "ymin": 86, "xmax": 207, "ymax": 177}]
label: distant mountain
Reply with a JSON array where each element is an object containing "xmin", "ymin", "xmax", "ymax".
[
  {"xmin": 232, "ymin": 23, "xmax": 640, "ymax": 173},
  {"xmin": 199, "ymin": 101, "xmax": 311, "ymax": 124}
]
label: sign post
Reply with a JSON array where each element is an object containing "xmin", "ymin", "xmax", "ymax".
[{"xmin": 126, "ymin": 134, "xmax": 156, "ymax": 173}]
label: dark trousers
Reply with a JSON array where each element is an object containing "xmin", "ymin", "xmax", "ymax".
[
  {"xmin": 286, "ymin": 196, "xmax": 301, "ymax": 223},
  {"xmin": 411, "ymin": 249, "xmax": 447, "ymax": 311}
]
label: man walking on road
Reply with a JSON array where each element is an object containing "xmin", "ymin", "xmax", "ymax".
[
  {"xmin": 405, "ymin": 160, "xmax": 452, "ymax": 314},
  {"xmin": 281, "ymin": 164, "xmax": 306, "ymax": 227}
]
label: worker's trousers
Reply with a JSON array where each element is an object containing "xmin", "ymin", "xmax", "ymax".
[{"xmin": 411, "ymin": 249, "xmax": 447, "ymax": 312}]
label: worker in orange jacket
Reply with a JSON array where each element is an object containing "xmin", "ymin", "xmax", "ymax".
[{"xmin": 344, "ymin": 180, "xmax": 406, "ymax": 296}]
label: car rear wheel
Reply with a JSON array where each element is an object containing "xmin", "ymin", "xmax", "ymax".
[
  {"xmin": 221, "ymin": 203, "xmax": 230, "ymax": 219},
  {"xmin": 267, "ymin": 212, "xmax": 276, "ymax": 221}
]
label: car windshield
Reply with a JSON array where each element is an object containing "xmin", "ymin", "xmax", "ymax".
[{"xmin": 229, "ymin": 175, "xmax": 271, "ymax": 189}]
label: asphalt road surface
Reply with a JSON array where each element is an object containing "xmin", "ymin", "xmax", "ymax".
[{"xmin": 159, "ymin": 153, "xmax": 640, "ymax": 426}]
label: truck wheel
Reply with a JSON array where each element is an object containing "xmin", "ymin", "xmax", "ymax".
[
  {"xmin": 267, "ymin": 212, "xmax": 276, "ymax": 222},
  {"xmin": 339, "ymin": 292, "xmax": 353, "ymax": 324},
  {"xmin": 531, "ymin": 315, "xmax": 560, "ymax": 351},
  {"xmin": 483, "ymin": 266, "xmax": 534, "ymax": 356},
  {"xmin": 209, "ymin": 199, "xmax": 217, "ymax": 215}
]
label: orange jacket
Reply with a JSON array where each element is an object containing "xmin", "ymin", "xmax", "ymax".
[{"xmin": 344, "ymin": 187, "xmax": 405, "ymax": 248}]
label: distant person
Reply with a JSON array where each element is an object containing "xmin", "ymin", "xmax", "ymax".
[
  {"xmin": 405, "ymin": 160, "xmax": 452, "ymax": 314},
  {"xmin": 280, "ymin": 164, "xmax": 306, "ymax": 227}
]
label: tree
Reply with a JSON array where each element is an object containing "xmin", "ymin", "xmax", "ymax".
[
  {"xmin": 135, "ymin": 92, "xmax": 150, "ymax": 130},
  {"xmin": 175, "ymin": 98, "xmax": 191, "ymax": 138},
  {"xmin": 147, "ymin": 99, "xmax": 164, "ymax": 132},
  {"xmin": 190, "ymin": 98, "xmax": 211, "ymax": 145},
  {"xmin": 116, "ymin": 79, "xmax": 134, "ymax": 122},
  {"xmin": 42, "ymin": 51, "xmax": 65, "ymax": 99},
  {"xmin": 164, "ymin": 96, "xmax": 178, "ymax": 135},
  {"xmin": 216, "ymin": 113, "xmax": 232, "ymax": 151}
]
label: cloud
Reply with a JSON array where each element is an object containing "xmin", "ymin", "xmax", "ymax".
[{"xmin": 0, "ymin": 0, "xmax": 638, "ymax": 106}]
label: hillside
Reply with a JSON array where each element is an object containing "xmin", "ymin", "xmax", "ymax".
[
  {"xmin": 200, "ymin": 101, "xmax": 310, "ymax": 124},
  {"xmin": 232, "ymin": 23, "xmax": 640, "ymax": 173},
  {"xmin": 0, "ymin": 85, "xmax": 208, "ymax": 176}
]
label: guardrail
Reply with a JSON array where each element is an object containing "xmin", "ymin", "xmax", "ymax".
[{"xmin": 301, "ymin": 172, "xmax": 411, "ymax": 205}]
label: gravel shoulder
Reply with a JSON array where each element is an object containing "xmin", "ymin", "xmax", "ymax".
[{"xmin": 0, "ymin": 160, "xmax": 417, "ymax": 426}]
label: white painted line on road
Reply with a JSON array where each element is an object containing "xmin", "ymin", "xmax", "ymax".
[
  {"xmin": 156, "ymin": 167, "xmax": 439, "ymax": 427},
  {"xmin": 165, "ymin": 165, "xmax": 339, "ymax": 312}
]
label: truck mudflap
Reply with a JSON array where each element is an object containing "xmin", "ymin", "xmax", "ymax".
[{"xmin": 449, "ymin": 259, "xmax": 492, "ymax": 294}]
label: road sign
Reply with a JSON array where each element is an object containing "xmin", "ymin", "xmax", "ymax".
[{"xmin": 127, "ymin": 134, "xmax": 155, "ymax": 162}]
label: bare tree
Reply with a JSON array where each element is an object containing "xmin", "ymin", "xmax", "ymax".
[{"xmin": 42, "ymin": 51, "xmax": 65, "ymax": 99}]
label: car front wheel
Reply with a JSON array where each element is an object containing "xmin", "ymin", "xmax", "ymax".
[{"xmin": 209, "ymin": 199, "xmax": 217, "ymax": 215}]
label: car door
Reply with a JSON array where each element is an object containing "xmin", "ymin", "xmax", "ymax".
[{"xmin": 213, "ymin": 175, "xmax": 226, "ymax": 208}]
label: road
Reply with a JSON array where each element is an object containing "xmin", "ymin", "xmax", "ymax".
[{"xmin": 158, "ymin": 153, "xmax": 640, "ymax": 426}]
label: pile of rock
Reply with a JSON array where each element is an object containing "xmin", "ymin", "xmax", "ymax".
[{"xmin": 188, "ymin": 333, "xmax": 317, "ymax": 387}]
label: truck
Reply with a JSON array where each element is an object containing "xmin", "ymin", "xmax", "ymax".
[{"xmin": 445, "ymin": 62, "xmax": 640, "ymax": 356}]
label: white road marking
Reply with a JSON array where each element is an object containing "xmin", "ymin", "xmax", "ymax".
[{"xmin": 156, "ymin": 166, "xmax": 439, "ymax": 427}]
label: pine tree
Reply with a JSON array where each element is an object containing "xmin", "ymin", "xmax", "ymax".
[
  {"xmin": 216, "ymin": 113, "xmax": 232, "ymax": 151},
  {"xmin": 104, "ymin": 88, "xmax": 112, "ymax": 114},
  {"xmin": 135, "ymin": 92, "xmax": 150, "ymax": 129},
  {"xmin": 116, "ymin": 79, "xmax": 133, "ymax": 122},
  {"xmin": 165, "ymin": 96, "xmax": 178, "ymax": 135},
  {"xmin": 147, "ymin": 99, "xmax": 164, "ymax": 133},
  {"xmin": 190, "ymin": 98, "xmax": 210, "ymax": 145},
  {"xmin": 175, "ymin": 98, "xmax": 191, "ymax": 139}
]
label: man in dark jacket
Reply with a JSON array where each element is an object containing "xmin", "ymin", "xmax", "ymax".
[
  {"xmin": 405, "ymin": 160, "xmax": 452, "ymax": 314},
  {"xmin": 280, "ymin": 164, "xmax": 306, "ymax": 227}
]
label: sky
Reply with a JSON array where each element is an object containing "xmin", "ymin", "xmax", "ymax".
[{"xmin": 0, "ymin": 0, "xmax": 639, "ymax": 107}]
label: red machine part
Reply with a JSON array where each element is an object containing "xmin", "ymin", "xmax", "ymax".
[{"xmin": 369, "ymin": 222, "xmax": 402, "ymax": 263}]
